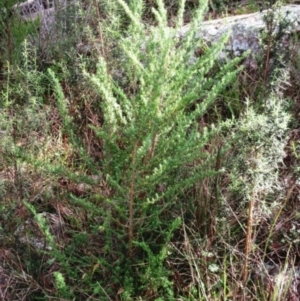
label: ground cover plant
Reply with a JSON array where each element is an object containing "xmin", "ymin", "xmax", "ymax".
[{"xmin": 0, "ymin": 0, "xmax": 300, "ymax": 300}]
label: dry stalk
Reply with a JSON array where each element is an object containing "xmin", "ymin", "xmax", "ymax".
[
  {"xmin": 263, "ymin": 28, "xmax": 272, "ymax": 86},
  {"xmin": 4, "ymin": 22, "xmax": 12, "ymax": 66},
  {"xmin": 148, "ymin": 133, "xmax": 159, "ymax": 160},
  {"xmin": 242, "ymin": 191, "xmax": 256, "ymax": 286},
  {"xmin": 263, "ymin": 6, "xmax": 276, "ymax": 86}
]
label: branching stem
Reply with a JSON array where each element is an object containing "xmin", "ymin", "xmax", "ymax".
[{"xmin": 129, "ymin": 141, "xmax": 138, "ymax": 258}]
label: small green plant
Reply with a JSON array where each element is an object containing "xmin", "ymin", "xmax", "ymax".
[
  {"xmin": 53, "ymin": 271, "xmax": 68, "ymax": 296},
  {"xmin": 72, "ymin": 0, "xmax": 242, "ymax": 298},
  {"xmin": 0, "ymin": 0, "xmax": 39, "ymax": 67},
  {"xmin": 259, "ymin": 0, "xmax": 293, "ymax": 86}
]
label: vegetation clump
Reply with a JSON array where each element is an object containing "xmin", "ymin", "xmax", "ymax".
[{"xmin": 0, "ymin": 0, "xmax": 299, "ymax": 300}]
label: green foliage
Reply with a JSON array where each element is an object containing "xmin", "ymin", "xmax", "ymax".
[
  {"xmin": 85, "ymin": 0, "xmax": 239, "ymax": 200},
  {"xmin": 228, "ymin": 70, "xmax": 290, "ymax": 205},
  {"xmin": 0, "ymin": 0, "xmax": 39, "ymax": 67},
  {"xmin": 53, "ymin": 271, "xmax": 67, "ymax": 295},
  {"xmin": 66, "ymin": 0, "xmax": 242, "ymax": 297},
  {"xmin": 134, "ymin": 217, "xmax": 181, "ymax": 300},
  {"xmin": 0, "ymin": 0, "xmax": 298, "ymax": 300}
]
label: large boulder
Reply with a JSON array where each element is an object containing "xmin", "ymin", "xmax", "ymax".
[
  {"xmin": 178, "ymin": 4, "xmax": 300, "ymax": 58},
  {"xmin": 13, "ymin": 1, "xmax": 300, "ymax": 64}
]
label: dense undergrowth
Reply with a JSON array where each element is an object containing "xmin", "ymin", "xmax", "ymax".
[{"xmin": 0, "ymin": 0, "xmax": 300, "ymax": 300}]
